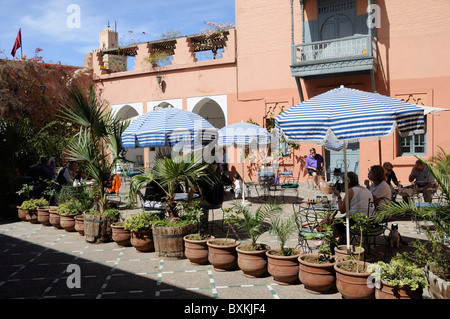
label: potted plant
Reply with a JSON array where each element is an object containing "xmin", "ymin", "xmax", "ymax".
[
  {"xmin": 111, "ymin": 212, "xmax": 132, "ymax": 247},
  {"xmin": 368, "ymin": 256, "xmax": 428, "ymax": 299},
  {"xmin": 298, "ymin": 211, "xmax": 337, "ymax": 293},
  {"xmin": 57, "ymin": 198, "xmax": 84, "ymax": 232},
  {"xmin": 84, "ymin": 208, "xmax": 121, "ymax": 243},
  {"xmin": 129, "ymin": 153, "xmax": 215, "ymax": 257},
  {"xmin": 19, "ymin": 198, "xmax": 40, "ymax": 224},
  {"xmin": 376, "ymin": 149, "xmax": 450, "ymax": 298},
  {"xmin": 334, "ymin": 212, "xmax": 374, "ymax": 299},
  {"xmin": 266, "ymin": 213, "xmax": 303, "ymax": 285},
  {"xmin": 124, "ymin": 211, "xmax": 158, "ymax": 252},
  {"xmin": 35, "ymin": 197, "xmax": 51, "ymax": 226},
  {"xmin": 183, "ymin": 201, "xmax": 213, "ymax": 265},
  {"xmin": 16, "ymin": 184, "xmax": 34, "ymax": 221},
  {"xmin": 232, "ymin": 201, "xmax": 280, "ymax": 278},
  {"xmin": 207, "ymin": 208, "xmax": 240, "ymax": 271}
]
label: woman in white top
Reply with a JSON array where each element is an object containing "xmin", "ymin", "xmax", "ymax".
[
  {"xmin": 333, "ymin": 172, "xmax": 374, "ymax": 244},
  {"xmin": 233, "ymin": 173, "xmax": 243, "ymax": 199},
  {"xmin": 364, "ymin": 165, "xmax": 392, "ymax": 208}
]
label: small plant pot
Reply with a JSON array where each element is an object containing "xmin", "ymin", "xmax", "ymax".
[
  {"xmin": 59, "ymin": 214, "xmax": 78, "ymax": 232},
  {"xmin": 131, "ymin": 230, "xmax": 154, "ymax": 252},
  {"xmin": 111, "ymin": 224, "xmax": 131, "ymax": 247},
  {"xmin": 375, "ymin": 280, "xmax": 423, "ymax": 299},
  {"xmin": 298, "ymin": 252, "xmax": 336, "ymax": 293},
  {"xmin": 17, "ymin": 207, "xmax": 27, "ymax": 221},
  {"xmin": 184, "ymin": 235, "xmax": 213, "ymax": 265},
  {"xmin": 266, "ymin": 248, "xmax": 302, "ymax": 285},
  {"xmin": 74, "ymin": 215, "xmax": 85, "ymax": 235},
  {"xmin": 26, "ymin": 209, "xmax": 39, "ymax": 224},
  {"xmin": 236, "ymin": 243, "xmax": 270, "ymax": 278},
  {"xmin": 334, "ymin": 261, "xmax": 374, "ymax": 299},
  {"xmin": 334, "ymin": 245, "xmax": 365, "ymax": 263},
  {"xmin": 207, "ymin": 238, "xmax": 239, "ymax": 271},
  {"xmin": 49, "ymin": 209, "xmax": 62, "ymax": 229},
  {"xmin": 37, "ymin": 207, "xmax": 51, "ymax": 226}
]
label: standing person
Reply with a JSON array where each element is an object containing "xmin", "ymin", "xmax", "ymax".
[
  {"xmin": 56, "ymin": 161, "xmax": 79, "ymax": 187},
  {"xmin": 408, "ymin": 160, "xmax": 436, "ymax": 203},
  {"xmin": 232, "ymin": 173, "xmax": 243, "ymax": 199},
  {"xmin": 305, "ymin": 147, "xmax": 324, "ymax": 189},
  {"xmin": 364, "ymin": 165, "xmax": 392, "ymax": 208}
]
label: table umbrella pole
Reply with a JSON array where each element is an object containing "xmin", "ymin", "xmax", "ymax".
[{"xmin": 343, "ymin": 143, "xmax": 350, "ymax": 252}]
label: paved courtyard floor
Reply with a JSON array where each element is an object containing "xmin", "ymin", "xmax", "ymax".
[{"xmin": 0, "ymin": 181, "xmax": 435, "ymax": 308}]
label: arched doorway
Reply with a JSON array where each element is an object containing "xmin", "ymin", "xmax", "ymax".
[
  {"xmin": 113, "ymin": 104, "xmax": 144, "ymax": 168},
  {"xmin": 192, "ymin": 98, "xmax": 225, "ymax": 128}
]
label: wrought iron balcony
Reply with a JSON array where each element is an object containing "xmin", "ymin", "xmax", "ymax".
[{"xmin": 290, "ymin": 35, "xmax": 378, "ymax": 78}]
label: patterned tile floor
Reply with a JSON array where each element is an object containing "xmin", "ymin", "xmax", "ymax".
[{"xmin": 0, "ymin": 182, "xmax": 432, "ymax": 301}]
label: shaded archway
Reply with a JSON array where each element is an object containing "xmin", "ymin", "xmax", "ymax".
[{"xmin": 192, "ymin": 98, "xmax": 225, "ymax": 129}]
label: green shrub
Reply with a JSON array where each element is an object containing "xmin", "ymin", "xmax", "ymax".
[{"xmin": 57, "ymin": 199, "xmax": 83, "ymax": 215}]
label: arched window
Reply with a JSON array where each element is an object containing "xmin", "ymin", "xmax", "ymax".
[{"xmin": 320, "ymin": 13, "xmax": 354, "ymax": 40}]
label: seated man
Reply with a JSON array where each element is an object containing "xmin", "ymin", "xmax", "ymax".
[{"xmin": 408, "ymin": 160, "xmax": 436, "ymax": 203}]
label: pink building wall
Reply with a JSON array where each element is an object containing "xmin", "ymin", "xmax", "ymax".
[{"xmin": 85, "ymin": 0, "xmax": 450, "ymax": 184}]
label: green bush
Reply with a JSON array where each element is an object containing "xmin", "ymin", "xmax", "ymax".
[
  {"xmin": 123, "ymin": 211, "xmax": 159, "ymax": 232},
  {"xmin": 368, "ymin": 256, "xmax": 428, "ymax": 291},
  {"xmin": 57, "ymin": 199, "xmax": 83, "ymax": 215}
]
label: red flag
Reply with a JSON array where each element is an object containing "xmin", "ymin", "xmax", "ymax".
[{"xmin": 11, "ymin": 28, "xmax": 22, "ymax": 57}]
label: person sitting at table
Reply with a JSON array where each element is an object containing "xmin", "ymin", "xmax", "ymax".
[
  {"xmin": 305, "ymin": 147, "xmax": 324, "ymax": 189},
  {"xmin": 383, "ymin": 162, "xmax": 409, "ymax": 203},
  {"xmin": 332, "ymin": 172, "xmax": 374, "ymax": 245},
  {"xmin": 408, "ymin": 159, "xmax": 436, "ymax": 203},
  {"xmin": 56, "ymin": 161, "xmax": 79, "ymax": 187},
  {"xmin": 364, "ymin": 165, "xmax": 392, "ymax": 208}
]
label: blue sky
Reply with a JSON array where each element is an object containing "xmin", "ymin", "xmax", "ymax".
[{"xmin": 0, "ymin": 0, "xmax": 235, "ymax": 67}]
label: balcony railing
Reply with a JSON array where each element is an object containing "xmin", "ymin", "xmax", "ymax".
[{"xmin": 292, "ymin": 35, "xmax": 377, "ymax": 64}]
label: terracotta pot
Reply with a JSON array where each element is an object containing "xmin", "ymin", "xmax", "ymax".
[
  {"xmin": 17, "ymin": 207, "xmax": 27, "ymax": 221},
  {"xmin": 183, "ymin": 235, "xmax": 213, "ymax": 265},
  {"xmin": 266, "ymin": 248, "xmax": 302, "ymax": 285},
  {"xmin": 111, "ymin": 224, "xmax": 131, "ymax": 247},
  {"xmin": 59, "ymin": 214, "xmax": 78, "ymax": 232},
  {"xmin": 49, "ymin": 211, "xmax": 63, "ymax": 229},
  {"xmin": 26, "ymin": 209, "xmax": 39, "ymax": 224},
  {"xmin": 130, "ymin": 230, "xmax": 154, "ymax": 252},
  {"xmin": 424, "ymin": 266, "xmax": 450, "ymax": 299},
  {"xmin": 375, "ymin": 280, "xmax": 423, "ymax": 299},
  {"xmin": 207, "ymin": 238, "xmax": 239, "ymax": 271},
  {"xmin": 74, "ymin": 215, "xmax": 85, "ymax": 235},
  {"xmin": 298, "ymin": 252, "xmax": 336, "ymax": 293},
  {"xmin": 37, "ymin": 207, "xmax": 51, "ymax": 226},
  {"xmin": 236, "ymin": 243, "xmax": 269, "ymax": 278},
  {"xmin": 334, "ymin": 245, "xmax": 365, "ymax": 263},
  {"xmin": 334, "ymin": 261, "xmax": 374, "ymax": 299}
]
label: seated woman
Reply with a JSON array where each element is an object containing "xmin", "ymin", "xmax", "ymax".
[
  {"xmin": 364, "ymin": 165, "xmax": 392, "ymax": 209},
  {"xmin": 332, "ymin": 172, "xmax": 374, "ymax": 245}
]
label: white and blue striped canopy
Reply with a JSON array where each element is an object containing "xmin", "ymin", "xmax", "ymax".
[
  {"xmin": 121, "ymin": 108, "xmax": 217, "ymax": 149},
  {"xmin": 218, "ymin": 121, "xmax": 271, "ymax": 146},
  {"xmin": 275, "ymin": 87, "xmax": 425, "ymax": 144}
]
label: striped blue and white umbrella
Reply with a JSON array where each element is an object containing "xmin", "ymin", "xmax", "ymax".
[
  {"xmin": 218, "ymin": 121, "xmax": 272, "ymax": 203},
  {"xmin": 275, "ymin": 86, "xmax": 426, "ymax": 250},
  {"xmin": 275, "ymin": 86, "xmax": 424, "ymax": 145},
  {"xmin": 121, "ymin": 108, "xmax": 217, "ymax": 149},
  {"xmin": 218, "ymin": 121, "xmax": 272, "ymax": 146}
]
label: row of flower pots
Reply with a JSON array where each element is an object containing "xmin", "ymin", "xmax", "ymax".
[{"xmin": 17, "ymin": 203, "xmax": 429, "ymax": 299}]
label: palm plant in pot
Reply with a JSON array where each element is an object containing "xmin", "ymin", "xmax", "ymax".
[
  {"xmin": 266, "ymin": 213, "xmax": 302, "ymax": 285},
  {"xmin": 232, "ymin": 201, "xmax": 281, "ymax": 278},
  {"xmin": 376, "ymin": 149, "xmax": 450, "ymax": 299},
  {"xmin": 207, "ymin": 207, "xmax": 240, "ymax": 271},
  {"xmin": 298, "ymin": 211, "xmax": 337, "ymax": 293},
  {"xmin": 334, "ymin": 212, "xmax": 375, "ymax": 299},
  {"xmin": 183, "ymin": 201, "xmax": 213, "ymax": 265},
  {"xmin": 129, "ymin": 153, "xmax": 215, "ymax": 257}
]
